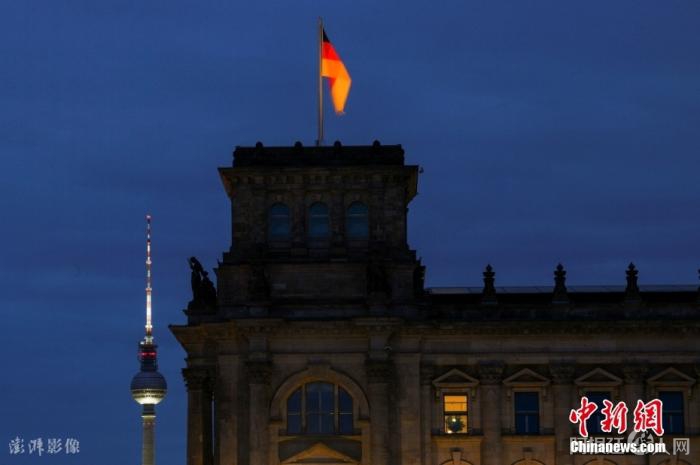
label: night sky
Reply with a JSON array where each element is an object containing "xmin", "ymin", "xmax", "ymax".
[{"xmin": 2, "ymin": 1, "xmax": 699, "ymax": 464}]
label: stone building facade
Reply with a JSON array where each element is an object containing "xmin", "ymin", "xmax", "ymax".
[{"xmin": 170, "ymin": 142, "xmax": 700, "ymax": 465}]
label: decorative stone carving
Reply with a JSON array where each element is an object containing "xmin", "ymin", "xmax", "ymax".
[
  {"xmin": 187, "ymin": 257, "xmax": 217, "ymax": 311},
  {"xmin": 413, "ymin": 263, "xmax": 426, "ymax": 298},
  {"xmin": 549, "ymin": 362, "xmax": 575, "ymax": 385},
  {"xmin": 625, "ymin": 263, "xmax": 641, "ymax": 302},
  {"xmin": 367, "ymin": 260, "xmax": 390, "ymax": 296},
  {"xmin": 246, "ymin": 360, "xmax": 272, "ymax": 385},
  {"xmin": 182, "ymin": 367, "xmax": 213, "ymax": 391},
  {"xmin": 366, "ymin": 359, "xmax": 394, "ymax": 384},
  {"xmin": 248, "ymin": 263, "xmax": 269, "ymax": 300},
  {"xmin": 622, "ymin": 363, "xmax": 649, "ymax": 384},
  {"xmin": 481, "ymin": 264, "xmax": 497, "ymax": 305},
  {"xmin": 478, "ymin": 360, "xmax": 505, "ymax": 385},
  {"xmin": 552, "ymin": 263, "xmax": 569, "ymax": 304}
]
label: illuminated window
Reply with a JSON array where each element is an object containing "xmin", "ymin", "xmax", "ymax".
[
  {"xmin": 268, "ymin": 203, "xmax": 290, "ymax": 239},
  {"xmin": 443, "ymin": 394, "xmax": 468, "ymax": 434},
  {"xmin": 514, "ymin": 392, "xmax": 539, "ymax": 434},
  {"xmin": 286, "ymin": 382, "xmax": 354, "ymax": 435},
  {"xmin": 659, "ymin": 391, "xmax": 684, "ymax": 434},
  {"xmin": 308, "ymin": 203, "xmax": 330, "ymax": 238},
  {"xmin": 346, "ymin": 202, "xmax": 368, "ymax": 239},
  {"xmin": 585, "ymin": 391, "xmax": 609, "ymax": 435}
]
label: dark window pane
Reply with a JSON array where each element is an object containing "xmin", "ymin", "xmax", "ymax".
[
  {"xmin": 515, "ymin": 413, "xmax": 540, "ymax": 434},
  {"xmin": 287, "ymin": 389, "xmax": 301, "ymax": 413},
  {"xmin": 346, "ymin": 202, "xmax": 368, "ymax": 239},
  {"xmin": 309, "ymin": 203, "xmax": 330, "ymax": 238},
  {"xmin": 320, "ymin": 384, "xmax": 334, "ymax": 411},
  {"xmin": 298, "ymin": 382, "xmax": 355, "ymax": 435},
  {"xmin": 338, "ymin": 388, "xmax": 353, "ymax": 434},
  {"xmin": 307, "ymin": 414, "xmax": 319, "ymax": 433},
  {"xmin": 514, "ymin": 392, "xmax": 539, "ymax": 411},
  {"xmin": 659, "ymin": 391, "xmax": 683, "ymax": 410},
  {"xmin": 286, "ymin": 389, "xmax": 302, "ymax": 434},
  {"xmin": 305, "ymin": 382, "xmax": 335, "ymax": 434},
  {"xmin": 339, "ymin": 388, "xmax": 352, "ymax": 412},
  {"xmin": 269, "ymin": 203, "xmax": 291, "ymax": 239},
  {"xmin": 659, "ymin": 391, "xmax": 684, "ymax": 434},
  {"xmin": 585, "ymin": 392, "xmax": 610, "ymax": 435},
  {"xmin": 287, "ymin": 414, "xmax": 301, "ymax": 434},
  {"xmin": 320, "ymin": 413, "xmax": 334, "ymax": 433},
  {"xmin": 670, "ymin": 415, "xmax": 684, "ymax": 434},
  {"xmin": 514, "ymin": 392, "xmax": 539, "ymax": 434},
  {"xmin": 339, "ymin": 413, "xmax": 354, "ymax": 434}
]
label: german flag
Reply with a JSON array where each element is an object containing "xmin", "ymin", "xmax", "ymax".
[{"xmin": 321, "ymin": 29, "xmax": 351, "ymax": 114}]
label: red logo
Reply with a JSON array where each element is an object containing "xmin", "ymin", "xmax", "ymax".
[{"xmin": 569, "ymin": 397, "xmax": 664, "ymax": 437}]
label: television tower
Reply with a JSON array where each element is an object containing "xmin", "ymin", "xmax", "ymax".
[{"xmin": 130, "ymin": 215, "xmax": 167, "ymax": 465}]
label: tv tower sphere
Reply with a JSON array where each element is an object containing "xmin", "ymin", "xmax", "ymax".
[{"xmin": 131, "ymin": 364, "xmax": 168, "ymax": 405}]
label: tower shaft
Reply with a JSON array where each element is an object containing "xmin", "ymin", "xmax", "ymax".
[{"xmin": 142, "ymin": 405, "xmax": 156, "ymax": 465}]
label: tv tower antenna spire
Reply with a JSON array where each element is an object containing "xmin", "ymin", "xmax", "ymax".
[{"xmin": 145, "ymin": 214, "xmax": 153, "ymax": 342}]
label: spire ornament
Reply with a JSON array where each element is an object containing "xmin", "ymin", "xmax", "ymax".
[
  {"xmin": 481, "ymin": 264, "xmax": 497, "ymax": 305},
  {"xmin": 625, "ymin": 263, "xmax": 641, "ymax": 303},
  {"xmin": 552, "ymin": 263, "xmax": 569, "ymax": 304}
]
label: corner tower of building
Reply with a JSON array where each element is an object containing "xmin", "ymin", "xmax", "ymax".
[{"xmin": 189, "ymin": 141, "xmax": 423, "ymax": 322}]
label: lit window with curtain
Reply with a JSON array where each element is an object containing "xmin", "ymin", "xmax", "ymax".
[
  {"xmin": 285, "ymin": 382, "xmax": 354, "ymax": 435},
  {"xmin": 659, "ymin": 391, "xmax": 684, "ymax": 434},
  {"xmin": 514, "ymin": 391, "xmax": 540, "ymax": 434},
  {"xmin": 443, "ymin": 394, "xmax": 468, "ymax": 434},
  {"xmin": 268, "ymin": 203, "xmax": 290, "ymax": 239},
  {"xmin": 346, "ymin": 202, "xmax": 368, "ymax": 239},
  {"xmin": 308, "ymin": 202, "xmax": 330, "ymax": 238}
]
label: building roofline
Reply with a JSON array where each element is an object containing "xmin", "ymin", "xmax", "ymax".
[
  {"xmin": 427, "ymin": 285, "xmax": 698, "ymax": 295},
  {"xmin": 231, "ymin": 141, "xmax": 406, "ymax": 167}
]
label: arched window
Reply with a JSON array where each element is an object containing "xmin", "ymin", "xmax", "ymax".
[
  {"xmin": 268, "ymin": 203, "xmax": 290, "ymax": 239},
  {"xmin": 308, "ymin": 203, "xmax": 330, "ymax": 238},
  {"xmin": 286, "ymin": 382, "xmax": 354, "ymax": 435},
  {"xmin": 346, "ymin": 202, "xmax": 368, "ymax": 239}
]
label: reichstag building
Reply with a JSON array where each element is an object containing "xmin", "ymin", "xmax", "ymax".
[{"xmin": 171, "ymin": 142, "xmax": 700, "ymax": 465}]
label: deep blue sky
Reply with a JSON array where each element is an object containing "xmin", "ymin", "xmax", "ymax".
[{"xmin": 2, "ymin": 1, "xmax": 699, "ymax": 464}]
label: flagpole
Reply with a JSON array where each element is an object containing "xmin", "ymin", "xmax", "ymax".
[{"xmin": 317, "ymin": 17, "xmax": 324, "ymax": 146}]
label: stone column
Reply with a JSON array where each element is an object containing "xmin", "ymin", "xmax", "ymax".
[
  {"xmin": 247, "ymin": 360, "xmax": 272, "ymax": 465},
  {"xmin": 215, "ymin": 355, "xmax": 240, "ymax": 465},
  {"xmin": 395, "ymin": 354, "xmax": 421, "ymax": 465},
  {"xmin": 183, "ymin": 367, "xmax": 214, "ymax": 465},
  {"xmin": 623, "ymin": 363, "xmax": 649, "ymax": 465},
  {"xmin": 367, "ymin": 359, "xmax": 392, "ymax": 465},
  {"xmin": 550, "ymin": 362, "xmax": 575, "ymax": 465},
  {"xmin": 419, "ymin": 363, "xmax": 434, "ymax": 465},
  {"xmin": 479, "ymin": 361, "xmax": 505, "ymax": 465}
]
